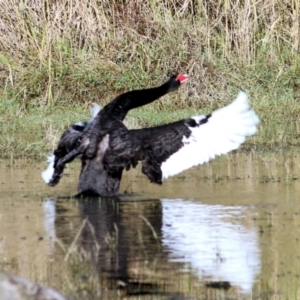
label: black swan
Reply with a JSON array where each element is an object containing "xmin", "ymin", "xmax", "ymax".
[
  {"xmin": 42, "ymin": 74, "xmax": 188, "ymax": 195},
  {"xmin": 42, "ymin": 78, "xmax": 259, "ymax": 197}
]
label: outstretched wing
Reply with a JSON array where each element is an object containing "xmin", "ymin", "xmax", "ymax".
[
  {"xmin": 41, "ymin": 103, "xmax": 101, "ymax": 185},
  {"xmin": 132, "ymin": 91, "xmax": 259, "ymax": 183}
]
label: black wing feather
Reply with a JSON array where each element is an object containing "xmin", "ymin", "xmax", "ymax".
[{"xmin": 97, "ymin": 119, "xmax": 193, "ymax": 183}]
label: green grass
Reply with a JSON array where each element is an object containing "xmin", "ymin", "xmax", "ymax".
[{"xmin": 1, "ymin": 0, "xmax": 300, "ymax": 158}]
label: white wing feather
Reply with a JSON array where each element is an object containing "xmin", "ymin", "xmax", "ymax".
[
  {"xmin": 41, "ymin": 154, "xmax": 55, "ymax": 184},
  {"xmin": 91, "ymin": 103, "xmax": 101, "ymax": 118},
  {"xmin": 161, "ymin": 91, "xmax": 259, "ymax": 180}
]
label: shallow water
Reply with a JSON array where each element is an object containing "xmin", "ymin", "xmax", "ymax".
[{"xmin": 1, "ymin": 150, "xmax": 300, "ymax": 299}]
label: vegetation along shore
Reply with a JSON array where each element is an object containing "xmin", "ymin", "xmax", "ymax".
[{"xmin": 1, "ymin": 0, "xmax": 299, "ymax": 159}]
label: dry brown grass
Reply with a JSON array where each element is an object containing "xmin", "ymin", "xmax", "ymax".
[{"xmin": 1, "ymin": 0, "xmax": 299, "ymax": 103}]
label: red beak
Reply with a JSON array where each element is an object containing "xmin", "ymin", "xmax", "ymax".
[{"xmin": 176, "ymin": 74, "xmax": 188, "ymax": 84}]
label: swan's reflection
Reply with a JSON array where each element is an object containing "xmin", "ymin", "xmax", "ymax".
[
  {"xmin": 43, "ymin": 198, "xmax": 57, "ymax": 254},
  {"xmin": 42, "ymin": 196, "xmax": 261, "ymax": 294},
  {"xmin": 161, "ymin": 198, "xmax": 260, "ymax": 293}
]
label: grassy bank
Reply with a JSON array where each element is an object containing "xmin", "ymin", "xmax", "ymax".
[{"xmin": 1, "ymin": 0, "xmax": 300, "ymax": 159}]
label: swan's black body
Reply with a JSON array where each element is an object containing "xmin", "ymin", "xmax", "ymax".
[
  {"xmin": 76, "ymin": 117, "xmax": 203, "ymax": 196},
  {"xmin": 48, "ymin": 75, "xmax": 186, "ymax": 196}
]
